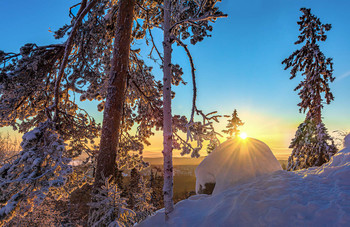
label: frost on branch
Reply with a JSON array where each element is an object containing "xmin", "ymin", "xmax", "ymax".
[
  {"xmin": 283, "ymin": 8, "xmax": 337, "ymax": 170},
  {"xmin": 282, "ymin": 8, "xmax": 335, "ymax": 119},
  {"xmin": 88, "ymin": 175, "xmax": 135, "ymax": 227},
  {"xmin": 127, "ymin": 169, "xmax": 154, "ymax": 224},
  {"xmin": 0, "ymin": 121, "xmax": 72, "ymax": 224}
]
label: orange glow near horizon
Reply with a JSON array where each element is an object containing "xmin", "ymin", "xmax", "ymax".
[
  {"xmin": 141, "ymin": 111, "xmax": 300, "ymax": 160},
  {"xmin": 0, "ymin": 111, "xmax": 324, "ymax": 161}
]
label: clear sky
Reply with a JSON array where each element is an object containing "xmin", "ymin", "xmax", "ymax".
[{"xmin": 1, "ymin": 0, "xmax": 349, "ymax": 159}]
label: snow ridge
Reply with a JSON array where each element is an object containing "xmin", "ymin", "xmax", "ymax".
[{"xmin": 138, "ymin": 138, "xmax": 350, "ymax": 227}]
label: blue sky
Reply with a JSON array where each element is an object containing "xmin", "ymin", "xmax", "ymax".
[{"xmin": 1, "ymin": 0, "xmax": 350, "ymax": 159}]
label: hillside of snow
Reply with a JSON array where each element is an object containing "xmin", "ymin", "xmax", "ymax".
[
  {"xmin": 195, "ymin": 137, "xmax": 282, "ymax": 195},
  {"xmin": 137, "ymin": 136, "xmax": 350, "ymax": 226}
]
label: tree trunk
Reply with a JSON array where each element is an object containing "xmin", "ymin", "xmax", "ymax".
[
  {"xmin": 162, "ymin": 0, "xmax": 175, "ymax": 217},
  {"xmin": 315, "ymin": 92, "xmax": 322, "ymax": 124},
  {"xmin": 92, "ymin": 0, "xmax": 135, "ymax": 190}
]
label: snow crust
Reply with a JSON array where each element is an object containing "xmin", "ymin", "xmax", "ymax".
[
  {"xmin": 137, "ymin": 139, "xmax": 350, "ymax": 227},
  {"xmin": 195, "ymin": 138, "xmax": 282, "ymax": 195},
  {"xmin": 344, "ymin": 134, "xmax": 350, "ymax": 148}
]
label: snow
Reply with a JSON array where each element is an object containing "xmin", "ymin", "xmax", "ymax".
[
  {"xmin": 22, "ymin": 128, "xmax": 41, "ymax": 141},
  {"xmin": 137, "ymin": 137, "xmax": 350, "ymax": 227},
  {"xmin": 195, "ymin": 137, "xmax": 282, "ymax": 195},
  {"xmin": 344, "ymin": 134, "xmax": 350, "ymax": 148}
]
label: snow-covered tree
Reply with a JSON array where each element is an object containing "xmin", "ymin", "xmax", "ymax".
[
  {"xmin": 282, "ymin": 8, "xmax": 337, "ymax": 170},
  {"xmin": 92, "ymin": 0, "xmax": 136, "ymax": 200},
  {"xmin": 287, "ymin": 119, "xmax": 337, "ymax": 171},
  {"xmin": 161, "ymin": 0, "xmax": 226, "ymax": 216},
  {"xmin": 127, "ymin": 168, "xmax": 141, "ymax": 209},
  {"xmin": 1, "ymin": 0, "xmax": 226, "ymax": 223},
  {"xmin": 0, "ymin": 1, "xmax": 102, "ymax": 223},
  {"xmin": 6, "ymin": 196, "xmax": 64, "ymax": 226},
  {"xmin": 149, "ymin": 167, "xmax": 163, "ymax": 209},
  {"xmin": 0, "ymin": 122, "xmax": 72, "ymax": 224},
  {"xmin": 133, "ymin": 176, "xmax": 154, "ymax": 223},
  {"xmin": 222, "ymin": 109, "xmax": 244, "ymax": 139},
  {"xmin": 88, "ymin": 175, "xmax": 135, "ymax": 227}
]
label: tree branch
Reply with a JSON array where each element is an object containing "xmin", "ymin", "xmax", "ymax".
[
  {"xmin": 170, "ymin": 13, "xmax": 227, "ymax": 32},
  {"xmin": 174, "ymin": 37, "xmax": 196, "ymax": 124},
  {"xmin": 53, "ymin": 0, "xmax": 98, "ymax": 122}
]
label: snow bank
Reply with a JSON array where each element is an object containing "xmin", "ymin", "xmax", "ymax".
[
  {"xmin": 195, "ymin": 138, "xmax": 282, "ymax": 195},
  {"xmin": 137, "ymin": 139, "xmax": 350, "ymax": 227},
  {"xmin": 344, "ymin": 134, "xmax": 350, "ymax": 148}
]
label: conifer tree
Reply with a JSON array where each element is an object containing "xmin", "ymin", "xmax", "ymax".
[
  {"xmin": 222, "ymin": 109, "xmax": 244, "ymax": 139},
  {"xmin": 0, "ymin": 0, "xmax": 159, "ymax": 223},
  {"xmin": 127, "ymin": 168, "xmax": 141, "ymax": 209},
  {"xmin": 92, "ymin": 0, "xmax": 135, "ymax": 198},
  {"xmin": 0, "ymin": 0, "xmax": 226, "ymax": 223},
  {"xmin": 282, "ymin": 8, "xmax": 337, "ymax": 171}
]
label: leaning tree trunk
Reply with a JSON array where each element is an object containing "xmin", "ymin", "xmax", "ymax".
[
  {"xmin": 162, "ymin": 0, "xmax": 175, "ymax": 217},
  {"xmin": 92, "ymin": 0, "xmax": 135, "ymax": 191}
]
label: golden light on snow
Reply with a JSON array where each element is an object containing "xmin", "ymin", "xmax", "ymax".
[{"xmin": 239, "ymin": 132, "xmax": 248, "ymax": 140}]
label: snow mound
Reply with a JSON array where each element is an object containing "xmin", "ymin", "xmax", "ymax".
[
  {"xmin": 195, "ymin": 138, "xmax": 282, "ymax": 195},
  {"xmin": 344, "ymin": 134, "xmax": 350, "ymax": 148},
  {"xmin": 137, "ymin": 141, "xmax": 350, "ymax": 227}
]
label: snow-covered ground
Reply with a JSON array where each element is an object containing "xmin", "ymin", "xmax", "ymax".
[{"xmin": 137, "ymin": 136, "xmax": 350, "ymax": 226}]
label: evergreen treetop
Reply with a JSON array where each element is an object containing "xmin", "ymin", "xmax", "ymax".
[
  {"xmin": 282, "ymin": 8, "xmax": 335, "ymax": 123},
  {"xmin": 222, "ymin": 109, "xmax": 244, "ymax": 139},
  {"xmin": 283, "ymin": 8, "xmax": 337, "ymax": 171}
]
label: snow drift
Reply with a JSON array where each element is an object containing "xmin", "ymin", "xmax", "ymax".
[
  {"xmin": 137, "ymin": 137, "xmax": 350, "ymax": 227},
  {"xmin": 195, "ymin": 137, "xmax": 282, "ymax": 195}
]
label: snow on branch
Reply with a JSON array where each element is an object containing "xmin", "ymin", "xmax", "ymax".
[
  {"xmin": 170, "ymin": 12, "xmax": 227, "ymax": 32},
  {"xmin": 88, "ymin": 174, "xmax": 136, "ymax": 227},
  {"xmin": 53, "ymin": 0, "xmax": 98, "ymax": 122},
  {"xmin": 0, "ymin": 121, "xmax": 72, "ymax": 224}
]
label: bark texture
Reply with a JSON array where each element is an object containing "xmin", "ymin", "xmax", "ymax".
[
  {"xmin": 162, "ymin": 0, "xmax": 175, "ymax": 217},
  {"xmin": 93, "ymin": 0, "xmax": 135, "ymax": 190}
]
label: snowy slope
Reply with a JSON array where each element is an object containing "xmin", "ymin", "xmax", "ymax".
[
  {"xmin": 137, "ymin": 138, "xmax": 350, "ymax": 227},
  {"xmin": 195, "ymin": 138, "xmax": 282, "ymax": 195}
]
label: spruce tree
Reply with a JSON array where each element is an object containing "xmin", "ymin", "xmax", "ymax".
[
  {"xmin": 222, "ymin": 109, "xmax": 244, "ymax": 139},
  {"xmin": 282, "ymin": 8, "xmax": 337, "ymax": 171}
]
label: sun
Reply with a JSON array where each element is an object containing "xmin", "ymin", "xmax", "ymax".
[{"xmin": 239, "ymin": 132, "xmax": 248, "ymax": 140}]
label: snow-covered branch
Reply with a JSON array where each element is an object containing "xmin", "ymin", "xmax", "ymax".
[{"xmin": 170, "ymin": 13, "xmax": 227, "ymax": 32}]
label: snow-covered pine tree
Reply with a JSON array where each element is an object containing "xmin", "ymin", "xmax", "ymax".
[
  {"xmin": 149, "ymin": 167, "xmax": 163, "ymax": 210},
  {"xmin": 1, "ymin": 0, "xmax": 226, "ymax": 224},
  {"xmin": 287, "ymin": 119, "xmax": 337, "ymax": 170},
  {"xmin": 282, "ymin": 8, "xmax": 337, "ymax": 171},
  {"xmin": 0, "ymin": 1, "xmax": 167, "ymax": 223},
  {"xmin": 88, "ymin": 175, "xmax": 135, "ymax": 227},
  {"xmin": 0, "ymin": 1, "xmax": 102, "ymax": 223},
  {"xmin": 0, "ymin": 122, "xmax": 72, "ymax": 224},
  {"xmin": 91, "ymin": 0, "xmax": 136, "ymax": 200},
  {"xmin": 161, "ymin": 0, "xmax": 226, "ymax": 216},
  {"xmin": 133, "ymin": 175, "xmax": 154, "ymax": 223},
  {"xmin": 222, "ymin": 109, "xmax": 244, "ymax": 139},
  {"xmin": 127, "ymin": 168, "xmax": 141, "ymax": 209}
]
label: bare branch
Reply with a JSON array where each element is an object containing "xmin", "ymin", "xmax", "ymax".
[{"xmin": 174, "ymin": 37, "xmax": 196, "ymax": 124}]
